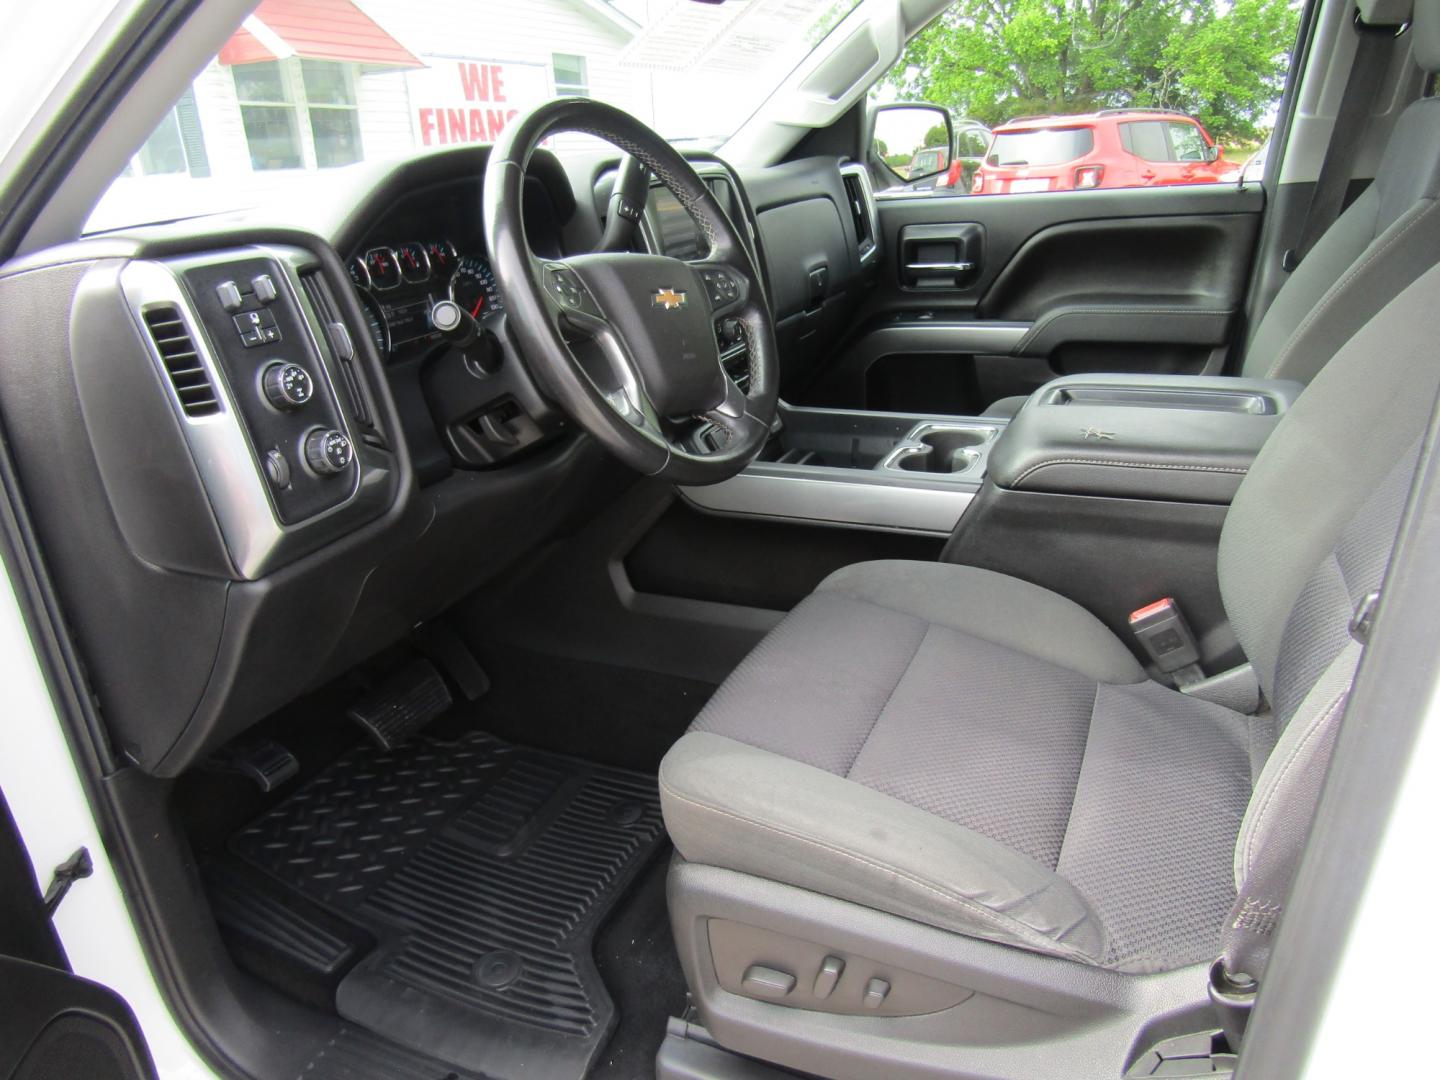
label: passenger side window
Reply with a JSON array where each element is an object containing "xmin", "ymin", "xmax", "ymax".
[
  {"xmin": 1119, "ymin": 121, "xmax": 1171, "ymax": 163},
  {"xmin": 875, "ymin": 0, "xmax": 1300, "ymax": 196},
  {"xmin": 1167, "ymin": 122, "xmax": 1210, "ymax": 162}
]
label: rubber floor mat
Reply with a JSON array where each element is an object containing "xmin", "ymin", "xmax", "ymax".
[{"xmin": 228, "ymin": 732, "xmax": 667, "ymax": 1080}]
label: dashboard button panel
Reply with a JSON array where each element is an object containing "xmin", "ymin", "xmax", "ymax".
[{"xmin": 180, "ymin": 254, "xmax": 358, "ymax": 526}]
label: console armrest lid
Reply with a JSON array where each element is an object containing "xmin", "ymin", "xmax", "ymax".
[{"xmin": 988, "ymin": 374, "xmax": 1304, "ymax": 504}]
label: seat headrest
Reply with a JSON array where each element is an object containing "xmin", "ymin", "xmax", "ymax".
[
  {"xmin": 1357, "ymin": 0, "xmax": 1414, "ymax": 26},
  {"xmin": 1414, "ymin": 0, "xmax": 1440, "ymax": 73}
]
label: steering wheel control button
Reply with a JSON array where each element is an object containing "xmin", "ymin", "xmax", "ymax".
[
  {"xmin": 616, "ymin": 196, "xmax": 640, "ymax": 222},
  {"xmin": 262, "ymin": 449, "xmax": 291, "ymax": 490},
  {"xmin": 261, "ymin": 362, "xmax": 314, "ymax": 410},
  {"xmin": 547, "ymin": 268, "xmax": 585, "ymax": 308},
  {"xmin": 813, "ymin": 956, "xmax": 845, "ymax": 999},
  {"xmin": 741, "ymin": 965, "xmax": 796, "ymax": 1000},
  {"xmin": 216, "ymin": 280, "xmax": 243, "ymax": 311},
  {"xmin": 234, "ymin": 307, "xmax": 281, "ymax": 348},
  {"xmin": 251, "ymin": 273, "xmax": 278, "ymax": 304},
  {"xmin": 304, "ymin": 428, "xmax": 354, "ymax": 476},
  {"xmin": 700, "ymin": 268, "xmax": 741, "ymax": 307}
]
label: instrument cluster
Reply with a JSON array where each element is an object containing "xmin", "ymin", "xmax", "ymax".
[{"xmin": 346, "ymin": 239, "xmax": 506, "ymax": 360}]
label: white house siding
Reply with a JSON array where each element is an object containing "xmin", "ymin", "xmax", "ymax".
[{"xmin": 89, "ymin": 0, "xmax": 646, "ymax": 229}]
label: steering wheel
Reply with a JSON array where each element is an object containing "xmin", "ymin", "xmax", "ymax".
[{"xmin": 483, "ymin": 99, "xmax": 779, "ymax": 485}]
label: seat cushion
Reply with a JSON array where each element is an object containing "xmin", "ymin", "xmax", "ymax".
[{"xmin": 661, "ymin": 561, "xmax": 1270, "ymax": 973}]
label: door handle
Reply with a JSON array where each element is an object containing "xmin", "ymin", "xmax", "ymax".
[{"xmin": 905, "ymin": 261, "xmax": 975, "ymax": 274}]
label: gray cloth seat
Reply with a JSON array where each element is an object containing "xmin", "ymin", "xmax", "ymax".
[
  {"xmin": 981, "ymin": 0, "xmax": 1440, "ymax": 420},
  {"xmin": 661, "ymin": 255, "xmax": 1440, "ymax": 976},
  {"xmin": 664, "ymin": 562, "xmax": 1265, "ymax": 973}
]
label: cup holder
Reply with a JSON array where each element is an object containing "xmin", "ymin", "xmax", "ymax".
[{"xmin": 881, "ymin": 424, "xmax": 996, "ymax": 476}]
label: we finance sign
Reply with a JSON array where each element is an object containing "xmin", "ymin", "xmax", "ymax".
[{"xmin": 408, "ymin": 57, "xmax": 549, "ymax": 146}]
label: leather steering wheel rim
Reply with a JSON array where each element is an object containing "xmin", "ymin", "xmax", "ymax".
[{"xmin": 483, "ymin": 99, "xmax": 779, "ymax": 485}]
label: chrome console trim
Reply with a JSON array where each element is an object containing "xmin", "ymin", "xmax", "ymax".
[{"xmin": 681, "ymin": 466, "xmax": 976, "ymax": 536}]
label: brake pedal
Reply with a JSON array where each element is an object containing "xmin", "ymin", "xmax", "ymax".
[
  {"xmin": 203, "ymin": 738, "xmax": 300, "ymax": 792},
  {"xmin": 412, "ymin": 621, "xmax": 491, "ymax": 701},
  {"xmin": 348, "ymin": 659, "xmax": 453, "ymax": 749}
]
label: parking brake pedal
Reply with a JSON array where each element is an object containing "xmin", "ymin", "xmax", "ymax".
[
  {"xmin": 203, "ymin": 738, "xmax": 300, "ymax": 792},
  {"xmin": 348, "ymin": 659, "xmax": 453, "ymax": 750}
]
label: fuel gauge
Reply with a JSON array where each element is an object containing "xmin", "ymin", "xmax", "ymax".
[{"xmin": 346, "ymin": 256, "xmax": 372, "ymax": 289}]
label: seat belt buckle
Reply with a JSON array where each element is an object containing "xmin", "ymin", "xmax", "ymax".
[{"xmin": 1129, "ymin": 598, "xmax": 1203, "ymax": 686}]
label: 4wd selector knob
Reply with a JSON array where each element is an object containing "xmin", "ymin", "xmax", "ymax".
[
  {"xmin": 304, "ymin": 428, "xmax": 353, "ymax": 475},
  {"xmin": 262, "ymin": 362, "xmax": 313, "ymax": 410}
]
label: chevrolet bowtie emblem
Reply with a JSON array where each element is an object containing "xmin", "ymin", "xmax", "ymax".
[{"xmin": 652, "ymin": 287, "xmax": 687, "ymax": 310}]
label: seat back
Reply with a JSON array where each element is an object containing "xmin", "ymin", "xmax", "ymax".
[
  {"xmin": 1217, "ymin": 257, "xmax": 1439, "ymax": 984},
  {"xmin": 1243, "ymin": 0, "xmax": 1440, "ymax": 384}
]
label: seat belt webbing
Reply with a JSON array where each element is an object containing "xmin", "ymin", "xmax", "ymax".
[{"xmin": 1283, "ymin": 11, "xmax": 1407, "ymax": 271}]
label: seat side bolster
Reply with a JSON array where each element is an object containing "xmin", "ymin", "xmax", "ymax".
[{"xmin": 660, "ymin": 731, "xmax": 1109, "ymax": 966}]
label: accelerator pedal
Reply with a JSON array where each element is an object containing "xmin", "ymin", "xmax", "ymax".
[{"xmin": 348, "ymin": 659, "xmax": 452, "ymax": 750}]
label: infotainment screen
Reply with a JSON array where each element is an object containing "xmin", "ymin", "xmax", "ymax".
[{"xmin": 650, "ymin": 186, "xmax": 706, "ymax": 259}]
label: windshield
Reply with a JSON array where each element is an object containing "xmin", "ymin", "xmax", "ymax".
[{"xmin": 88, "ymin": 0, "xmax": 862, "ymax": 232}]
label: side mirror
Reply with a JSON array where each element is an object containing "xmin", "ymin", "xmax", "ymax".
[
  {"xmin": 1208, "ymin": 143, "xmax": 1224, "ymax": 163},
  {"xmin": 871, "ymin": 102, "xmax": 954, "ymax": 187}
]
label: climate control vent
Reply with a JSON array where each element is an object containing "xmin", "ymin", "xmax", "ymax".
[
  {"xmin": 840, "ymin": 165, "xmax": 877, "ymax": 264},
  {"xmin": 142, "ymin": 306, "xmax": 220, "ymax": 417}
]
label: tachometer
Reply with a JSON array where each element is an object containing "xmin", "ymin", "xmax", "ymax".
[
  {"xmin": 398, "ymin": 241, "xmax": 431, "ymax": 284},
  {"xmin": 364, "ymin": 247, "xmax": 401, "ymax": 290},
  {"xmin": 356, "ymin": 290, "xmax": 390, "ymax": 358},
  {"xmin": 449, "ymin": 255, "xmax": 505, "ymax": 321}
]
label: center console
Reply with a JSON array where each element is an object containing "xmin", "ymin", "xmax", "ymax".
[
  {"xmin": 684, "ymin": 372, "xmax": 1304, "ymax": 673},
  {"xmin": 682, "ymin": 405, "xmax": 1003, "ymax": 536}
]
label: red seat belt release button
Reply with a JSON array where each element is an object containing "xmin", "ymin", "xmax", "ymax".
[{"xmin": 1128, "ymin": 597, "xmax": 1203, "ymax": 680}]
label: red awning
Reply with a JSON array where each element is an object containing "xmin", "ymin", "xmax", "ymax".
[{"xmin": 219, "ymin": 0, "xmax": 422, "ymax": 68}]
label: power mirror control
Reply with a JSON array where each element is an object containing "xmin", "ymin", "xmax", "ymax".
[{"xmin": 262, "ymin": 362, "xmax": 314, "ymax": 410}]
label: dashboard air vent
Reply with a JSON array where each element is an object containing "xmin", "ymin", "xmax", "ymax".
[
  {"xmin": 841, "ymin": 170, "xmax": 876, "ymax": 262},
  {"xmin": 142, "ymin": 306, "xmax": 220, "ymax": 417}
]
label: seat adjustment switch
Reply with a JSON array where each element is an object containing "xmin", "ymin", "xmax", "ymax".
[
  {"xmin": 741, "ymin": 965, "xmax": 796, "ymax": 1000},
  {"xmin": 863, "ymin": 977, "xmax": 890, "ymax": 1009},
  {"xmin": 813, "ymin": 956, "xmax": 844, "ymax": 999}
]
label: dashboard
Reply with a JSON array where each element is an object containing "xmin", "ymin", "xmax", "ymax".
[{"xmin": 0, "ymin": 139, "xmax": 876, "ymax": 779}]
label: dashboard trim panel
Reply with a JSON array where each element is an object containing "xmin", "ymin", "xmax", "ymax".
[{"xmin": 120, "ymin": 245, "xmax": 396, "ymax": 579}]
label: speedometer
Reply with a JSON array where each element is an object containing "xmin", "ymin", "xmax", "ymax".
[{"xmin": 449, "ymin": 256, "xmax": 506, "ymax": 321}]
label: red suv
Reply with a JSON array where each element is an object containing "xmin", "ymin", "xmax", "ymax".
[{"xmin": 971, "ymin": 109, "xmax": 1228, "ymax": 195}]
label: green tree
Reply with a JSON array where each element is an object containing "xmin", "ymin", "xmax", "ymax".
[{"xmin": 887, "ymin": 0, "xmax": 1299, "ymax": 143}]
